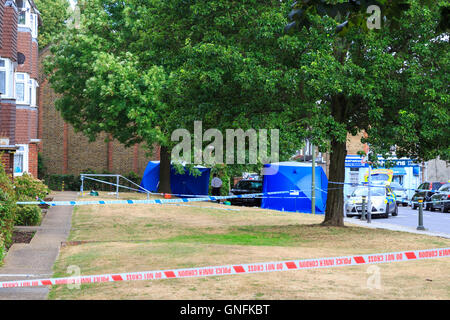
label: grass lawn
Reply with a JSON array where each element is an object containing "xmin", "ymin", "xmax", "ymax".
[{"xmin": 49, "ymin": 192, "xmax": 450, "ymax": 300}]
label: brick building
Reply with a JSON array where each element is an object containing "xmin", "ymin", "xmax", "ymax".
[
  {"xmin": 38, "ymin": 47, "xmax": 159, "ymax": 177},
  {"xmin": 0, "ymin": 0, "xmax": 41, "ymax": 178}
]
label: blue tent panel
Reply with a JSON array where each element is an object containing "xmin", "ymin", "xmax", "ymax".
[
  {"xmin": 261, "ymin": 162, "xmax": 328, "ymax": 214},
  {"xmin": 170, "ymin": 166, "xmax": 211, "ymax": 196},
  {"xmin": 139, "ymin": 162, "xmax": 211, "ymax": 196},
  {"xmin": 139, "ymin": 161, "xmax": 160, "ymax": 192}
]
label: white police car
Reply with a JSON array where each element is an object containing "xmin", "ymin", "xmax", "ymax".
[{"xmin": 346, "ymin": 185, "xmax": 398, "ymax": 218}]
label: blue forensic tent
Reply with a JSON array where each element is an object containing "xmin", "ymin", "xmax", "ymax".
[
  {"xmin": 139, "ymin": 161, "xmax": 211, "ymax": 196},
  {"xmin": 261, "ymin": 162, "xmax": 328, "ymax": 214}
]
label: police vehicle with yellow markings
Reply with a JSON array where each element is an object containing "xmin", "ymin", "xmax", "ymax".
[{"xmin": 345, "ymin": 184, "xmax": 398, "ymax": 219}]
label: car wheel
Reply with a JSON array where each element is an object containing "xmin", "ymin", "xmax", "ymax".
[
  {"xmin": 384, "ymin": 206, "xmax": 389, "ymax": 218},
  {"xmin": 392, "ymin": 205, "xmax": 398, "ymax": 216},
  {"xmin": 403, "ymin": 203, "xmax": 408, "ymax": 207}
]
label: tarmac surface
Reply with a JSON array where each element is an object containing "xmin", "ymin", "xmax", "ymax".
[
  {"xmin": 345, "ymin": 205, "xmax": 450, "ymax": 239},
  {"xmin": 0, "ymin": 192, "xmax": 76, "ymax": 300}
]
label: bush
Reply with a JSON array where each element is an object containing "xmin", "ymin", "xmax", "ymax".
[
  {"xmin": 0, "ymin": 162, "xmax": 16, "ymax": 257},
  {"xmin": 43, "ymin": 170, "xmax": 143, "ymax": 192},
  {"xmin": 44, "ymin": 174, "xmax": 80, "ymax": 191},
  {"xmin": 14, "ymin": 205, "xmax": 42, "ymax": 226},
  {"xmin": 14, "ymin": 173, "xmax": 50, "ymax": 200},
  {"xmin": 0, "ymin": 234, "xmax": 5, "ymax": 264}
]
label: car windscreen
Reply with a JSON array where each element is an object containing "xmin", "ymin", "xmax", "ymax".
[
  {"xmin": 235, "ymin": 181, "xmax": 262, "ymax": 190},
  {"xmin": 352, "ymin": 187, "xmax": 385, "ymax": 197},
  {"xmin": 371, "ymin": 174, "xmax": 390, "ymax": 182}
]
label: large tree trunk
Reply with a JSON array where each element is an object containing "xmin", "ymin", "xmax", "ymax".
[
  {"xmin": 322, "ymin": 139, "xmax": 347, "ymax": 226},
  {"xmin": 158, "ymin": 146, "xmax": 172, "ymax": 194}
]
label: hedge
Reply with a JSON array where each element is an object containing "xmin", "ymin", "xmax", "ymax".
[
  {"xmin": 43, "ymin": 170, "xmax": 143, "ymax": 192},
  {"xmin": 0, "ymin": 162, "xmax": 16, "ymax": 263}
]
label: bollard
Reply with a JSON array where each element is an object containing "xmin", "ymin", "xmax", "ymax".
[
  {"xmin": 386, "ymin": 201, "xmax": 389, "ymax": 218},
  {"xmin": 417, "ymin": 198, "xmax": 425, "ymax": 230},
  {"xmin": 361, "ymin": 196, "xmax": 366, "ymax": 221}
]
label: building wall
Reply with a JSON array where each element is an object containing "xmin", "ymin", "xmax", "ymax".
[
  {"xmin": 0, "ymin": 1, "xmax": 18, "ymax": 62},
  {"xmin": 426, "ymin": 158, "xmax": 450, "ymax": 182},
  {"xmin": 38, "ymin": 49, "xmax": 159, "ymax": 177},
  {"xmin": 0, "ymin": 1, "xmax": 18, "ymax": 176},
  {"xmin": 0, "ymin": 101, "xmax": 16, "ymax": 144}
]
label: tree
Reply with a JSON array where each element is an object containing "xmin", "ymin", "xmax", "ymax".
[
  {"xmin": 34, "ymin": 0, "xmax": 70, "ymax": 49},
  {"xmin": 44, "ymin": 0, "xmax": 299, "ymax": 193},
  {"xmin": 282, "ymin": 0, "xmax": 449, "ymax": 226}
]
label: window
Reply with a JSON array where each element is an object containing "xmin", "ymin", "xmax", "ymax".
[
  {"xmin": 393, "ymin": 175, "xmax": 404, "ymax": 185},
  {"xmin": 15, "ymin": 73, "xmax": 26, "ymax": 103},
  {"xmin": 350, "ymin": 168, "xmax": 359, "ymax": 185},
  {"xmin": 352, "ymin": 187, "xmax": 386, "ymax": 197},
  {"xmin": 15, "ymin": 73, "xmax": 37, "ymax": 106},
  {"xmin": 14, "ymin": 144, "xmax": 29, "ymax": 176},
  {"xmin": 17, "ymin": 0, "xmax": 26, "ymax": 25},
  {"xmin": 31, "ymin": 13, "xmax": 38, "ymax": 38},
  {"xmin": 0, "ymin": 58, "xmax": 14, "ymax": 97},
  {"xmin": 0, "ymin": 59, "xmax": 5, "ymax": 95},
  {"xmin": 28, "ymin": 79, "xmax": 33, "ymax": 104}
]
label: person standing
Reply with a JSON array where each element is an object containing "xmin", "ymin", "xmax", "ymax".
[{"xmin": 211, "ymin": 173, "xmax": 223, "ymax": 202}]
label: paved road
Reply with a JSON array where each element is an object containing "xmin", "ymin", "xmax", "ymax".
[{"xmin": 346, "ymin": 204, "xmax": 450, "ymax": 236}]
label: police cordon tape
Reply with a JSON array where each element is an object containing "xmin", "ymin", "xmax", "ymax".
[
  {"xmin": 15, "ymin": 191, "xmax": 291, "ymax": 206},
  {"xmin": 1, "ymin": 247, "xmax": 449, "ymax": 288}
]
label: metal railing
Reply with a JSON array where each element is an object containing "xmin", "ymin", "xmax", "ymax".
[{"xmin": 80, "ymin": 174, "xmax": 151, "ymax": 199}]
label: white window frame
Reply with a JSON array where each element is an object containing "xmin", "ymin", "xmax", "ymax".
[
  {"xmin": 14, "ymin": 144, "xmax": 29, "ymax": 177},
  {"xmin": 15, "ymin": 72, "xmax": 28, "ymax": 104},
  {"xmin": 0, "ymin": 58, "xmax": 14, "ymax": 99},
  {"xmin": 17, "ymin": 0, "xmax": 38, "ymax": 38},
  {"xmin": 17, "ymin": 0, "xmax": 29, "ymax": 27},
  {"xmin": 31, "ymin": 13, "xmax": 38, "ymax": 38}
]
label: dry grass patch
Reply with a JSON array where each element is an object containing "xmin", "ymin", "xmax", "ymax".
[{"xmin": 48, "ymin": 191, "xmax": 450, "ymax": 300}]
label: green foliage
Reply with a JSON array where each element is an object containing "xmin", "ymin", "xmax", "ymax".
[
  {"xmin": 44, "ymin": 174, "xmax": 80, "ymax": 191},
  {"xmin": 14, "ymin": 173, "xmax": 50, "ymax": 201},
  {"xmin": 14, "ymin": 205, "xmax": 42, "ymax": 226},
  {"xmin": 38, "ymin": 152, "xmax": 46, "ymax": 180},
  {"xmin": 0, "ymin": 233, "xmax": 4, "ymax": 264},
  {"xmin": 35, "ymin": 0, "xmax": 70, "ymax": 49},
  {"xmin": 0, "ymin": 162, "xmax": 16, "ymax": 256},
  {"xmin": 45, "ymin": 0, "xmax": 300, "ymax": 172},
  {"xmin": 282, "ymin": 0, "xmax": 449, "ymax": 225},
  {"xmin": 43, "ymin": 170, "xmax": 143, "ymax": 192},
  {"xmin": 286, "ymin": 0, "xmax": 448, "ymax": 35}
]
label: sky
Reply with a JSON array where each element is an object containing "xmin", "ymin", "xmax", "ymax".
[{"xmin": 69, "ymin": 0, "xmax": 77, "ymax": 10}]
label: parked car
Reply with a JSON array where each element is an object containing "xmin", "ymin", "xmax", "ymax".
[
  {"xmin": 345, "ymin": 185, "xmax": 398, "ymax": 218},
  {"xmin": 411, "ymin": 182, "xmax": 447, "ymax": 210},
  {"xmin": 430, "ymin": 183, "xmax": 450, "ymax": 213},
  {"xmin": 389, "ymin": 182, "xmax": 409, "ymax": 207},
  {"xmin": 229, "ymin": 179, "xmax": 263, "ymax": 207}
]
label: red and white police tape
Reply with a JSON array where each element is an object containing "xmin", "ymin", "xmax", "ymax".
[{"xmin": 1, "ymin": 247, "xmax": 449, "ymax": 288}]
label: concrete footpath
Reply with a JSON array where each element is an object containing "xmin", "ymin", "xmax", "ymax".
[
  {"xmin": 344, "ymin": 217, "xmax": 450, "ymax": 239},
  {"xmin": 0, "ymin": 192, "xmax": 77, "ymax": 300}
]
